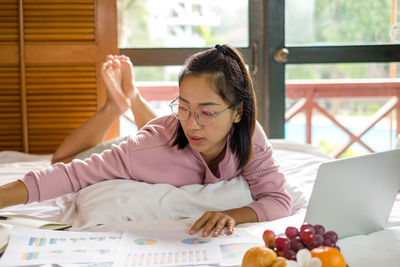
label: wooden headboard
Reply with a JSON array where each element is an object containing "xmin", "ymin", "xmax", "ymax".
[{"xmin": 0, "ymin": 0, "xmax": 118, "ymax": 154}]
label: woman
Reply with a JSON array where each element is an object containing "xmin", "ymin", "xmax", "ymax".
[{"xmin": 0, "ymin": 44, "xmax": 291, "ymax": 237}]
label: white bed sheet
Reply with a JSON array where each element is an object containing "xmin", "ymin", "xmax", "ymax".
[{"xmin": 0, "ymin": 140, "xmax": 399, "ymax": 267}]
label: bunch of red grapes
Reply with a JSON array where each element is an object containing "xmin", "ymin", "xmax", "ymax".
[{"xmin": 263, "ymin": 223, "xmax": 340, "ymax": 260}]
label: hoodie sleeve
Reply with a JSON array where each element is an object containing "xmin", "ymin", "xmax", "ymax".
[
  {"xmin": 21, "ymin": 138, "xmax": 134, "ymax": 203},
  {"xmin": 243, "ymin": 123, "xmax": 292, "ymax": 221}
]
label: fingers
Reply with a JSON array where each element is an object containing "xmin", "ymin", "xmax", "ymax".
[
  {"xmin": 202, "ymin": 213, "xmax": 220, "ymax": 237},
  {"xmin": 189, "ymin": 212, "xmax": 210, "ymax": 235},
  {"xmin": 189, "ymin": 211, "xmax": 236, "ymax": 237},
  {"xmin": 211, "ymin": 216, "xmax": 229, "ymax": 237}
]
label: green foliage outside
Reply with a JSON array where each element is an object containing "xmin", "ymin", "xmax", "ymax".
[
  {"xmin": 286, "ymin": 0, "xmax": 398, "ymax": 156},
  {"xmin": 287, "ymin": 0, "xmax": 397, "ymax": 81},
  {"xmin": 318, "ymin": 140, "xmax": 359, "ymax": 158},
  {"xmin": 117, "ymin": 0, "xmax": 397, "ymax": 156}
]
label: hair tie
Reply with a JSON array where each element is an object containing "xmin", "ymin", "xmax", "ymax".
[{"xmin": 215, "ymin": 44, "xmax": 228, "ymax": 56}]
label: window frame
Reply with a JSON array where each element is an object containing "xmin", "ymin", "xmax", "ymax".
[{"xmin": 118, "ymin": 0, "xmax": 273, "ymax": 134}]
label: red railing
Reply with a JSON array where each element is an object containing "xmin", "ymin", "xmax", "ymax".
[
  {"xmin": 286, "ymin": 79, "xmax": 400, "ymax": 158},
  {"xmin": 128, "ymin": 79, "xmax": 400, "ymax": 158}
]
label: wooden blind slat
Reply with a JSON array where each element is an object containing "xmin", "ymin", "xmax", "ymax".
[
  {"xmin": 28, "ymin": 124, "xmax": 84, "ymax": 129},
  {"xmin": 27, "ymin": 66, "xmax": 95, "ymax": 72},
  {"xmin": 0, "ymin": 95, "xmax": 19, "ymax": 101},
  {"xmin": 27, "ymin": 95, "xmax": 96, "ymax": 101},
  {"xmin": 0, "ymin": 22, "xmax": 18, "ymax": 28},
  {"xmin": 27, "ymin": 106, "xmax": 97, "ymax": 112},
  {"xmin": 27, "ymin": 101, "xmax": 97, "ymax": 106},
  {"xmin": 27, "ymin": 77, "xmax": 96, "ymax": 84},
  {"xmin": 25, "ymin": 34, "xmax": 95, "ymax": 41},
  {"xmin": 27, "ymin": 83, "xmax": 96, "ymax": 89},
  {"xmin": 0, "ymin": 35, "xmax": 19, "ymax": 41},
  {"xmin": 27, "ymin": 89, "xmax": 96, "ymax": 95},
  {"xmin": 0, "ymin": 0, "xmax": 18, "ymax": 4},
  {"xmin": 0, "ymin": 4, "xmax": 17, "ymax": 9},
  {"xmin": 28, "ymin": 129, "xmax": 79, "ymax": 135},
  {"xmin": 24, "ymin": 22, "xmax": 94, "ymax": 28},
  {"xmin": 24, "ymin": 4, "xmax": 94, "ymax": 10},
  {"xmin": 0, "ymin": 124, "xmax": 21, "ymax": 130},
  {"xmin": 28, "ymin": 112, "xmax": 94, "ymax": 118},
  {"xmin": 26, "ymin": 72, "xmax": 95, "ymax": 78},
  {"xmin": 0, "ymin": 113, "xmax": 20, "ymax": 118},
  {"xmin": 0, "ymin": 29, "xmax": 18, "ymax": 34},
  {"xmin": 24, "ymin": 10, "xmax": 94, "ymax": 16},
  {"xmin": 0, "ymin": 11, "xmax": 18, "ymax": 17},
  {"xmin": 0, "ymin": 62, "xmax": 20, "ymax": 151},
  {"xmin": 0, "ymin": 84, "xmax": 20, "ymax": 89},
  {"xmin": 24, "ymin": 16, "xmax": 93, "ymax": 22},
  {"xmin": 0, "ymin": 107, "xmax": 20, "ymax": 112},
  {"xmin": 0, "ymin": 66, "xmax": 19, "ymax": 72},
  {"xmin": 0, "ymin": 136, "xmax": 22, "ymax": 141},
  {"xmin": 25, "ymin": 28, "xmax": 94, "ymax": 34},
  {"xmin": 24, "ymin": 0, "xmax": 94, "ymax": 3},
  {"xmin": 29, "ymin": 118, "xmax": 87, "ymax": 124},
  {"xmin": 0, "ymin": 72, "xmax": 19, "ymax": 77}
]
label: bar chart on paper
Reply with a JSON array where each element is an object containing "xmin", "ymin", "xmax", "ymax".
[
  {"xmin": 115, "ymin": 229, "xmax": 222, "ymax": 267},
  {"xmin": 122, "ymin": 249, "xmax": 210, "ymax": 266},
  {"xmin": 0, "ymin": 227, "xmax": 121, "ymax": 266}
]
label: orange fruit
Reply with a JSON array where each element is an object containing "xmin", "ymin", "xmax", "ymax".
[
  {"xmin": 242, "ymin": 246, "xmax": 277, "ymax": 267},
  {"xmin": 310, "ymin": 246, "xmax": 346, "ymax": 267}
]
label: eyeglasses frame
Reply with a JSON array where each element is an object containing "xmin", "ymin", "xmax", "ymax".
[{"xmin": 169, "ymin": 97, "xmax": 232, "ymax": 126}]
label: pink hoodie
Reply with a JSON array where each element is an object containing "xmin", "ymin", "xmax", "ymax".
[{"xmin": 21, "ymin": 115, "xmax": 291, "ymax": 221}]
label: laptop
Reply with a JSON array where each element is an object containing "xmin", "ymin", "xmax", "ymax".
[{"xmin": 304, "ymin": 149, "xmax": 400, "ymax": 239}]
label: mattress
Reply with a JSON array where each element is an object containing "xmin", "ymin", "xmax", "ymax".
[{"xmin": 0, "ymin": 139, "xmax": 399, "ymax": 267}]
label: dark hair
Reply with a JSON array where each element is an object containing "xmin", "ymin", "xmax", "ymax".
[{"xmin": 172, "ymin": 44, "xmax": 257, "ymax": 169}]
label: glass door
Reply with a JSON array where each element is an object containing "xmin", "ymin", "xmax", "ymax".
[
  {"xmin": 269, "ymin": 0, "xmax": 400, "ymax": 157},
  {"xmin": 117, "ymin": 0, "xmax": 265, "ymax": 135}
]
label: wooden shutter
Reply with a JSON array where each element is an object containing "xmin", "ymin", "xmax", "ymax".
[{"xmin": 0, "ymin": 0, "xmax": 118, "ymax": 154}]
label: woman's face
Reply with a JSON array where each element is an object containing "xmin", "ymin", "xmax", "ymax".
[{"xmin": 178, "ymin": 74, "xmax": 241, "ymax": 164}]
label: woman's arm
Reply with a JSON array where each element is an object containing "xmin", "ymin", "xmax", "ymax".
[
  {"xmin": 243, "ymin": 124, "xmax": 292, "ymax": 222},
  {"xmin": 0, "ymin": 180, "xmax": 28, "ymax": 209}
]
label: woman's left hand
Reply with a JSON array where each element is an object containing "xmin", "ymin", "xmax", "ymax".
[{"xmin": 189, "ymin": 211, "xmax": 235, "ymax": 237}]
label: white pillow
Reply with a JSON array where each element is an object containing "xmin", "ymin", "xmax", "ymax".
[{"xmin": 72, "ymin": 176, "xmax": 305, "ymax": 229}]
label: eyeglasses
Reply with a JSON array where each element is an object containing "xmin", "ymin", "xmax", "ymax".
[{"xmin": 169, "ymin": 97, "xmax": 232, "ymax": 126}]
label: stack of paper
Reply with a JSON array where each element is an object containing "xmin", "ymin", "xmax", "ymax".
[
  {"xmin": 0, "ymin": 227, "xmax": 263, "ymax": 266},
  {"xmin": 0, "ymin": 213, "xmax": 71, "ymax": 255}
]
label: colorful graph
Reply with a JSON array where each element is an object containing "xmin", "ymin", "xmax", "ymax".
[
  {"xmin": 95, "ymin": 249, "xmax": 111, "ymax": 254},
  {"xmin": 71, "ymin": 249, "xmax": 87, "ymax": 253},
  {"xmin": 134, "ymin": 238, "xmax": 158, "ymax": 245},
  {"xmin": 29, "ymin": 237, "xmax": 46, "ymax": 247},
  {"xmin": 48, "ymin": 250, "xmax": 63, "ymax": 255},
  {"xmin": 220, "ymin": 243, "xmax": 245, "ymax": 259},
  {"xmin": 181, "ymin": 237, "xmax": 212, "ymax": 245},
  {"xmin": 122, "ymin": 250, "xmax": 209, "ymax": 266},
  {"xmin": 49, "ymin": 238, "xmax": 67, "ymax": 244},
  {"xmin": 220, "ymin": 243, "xmax": 257, "ymax": 260},
  {"xmin": 70, "ymin": 238, "xmax": 87, "ymax": 242},
  {"xmin": 90, "ymin": 236, "xmax": 106, "ymax": 241},
  {"xmin": 217, "ymin": 232, "xmax": 240, "ymax": 239},
  {"xmin": 21, "ymin": 252, "xmax": 39, "ymax": 260}
]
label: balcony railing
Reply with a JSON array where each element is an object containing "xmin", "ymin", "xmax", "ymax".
[
  {"xmin": 286, "ymin": 79, "xmax": 400, "ymax": 158},
  {"xmin": 128, "ymin": 79, "xmax": 400, "ymax": 158}
]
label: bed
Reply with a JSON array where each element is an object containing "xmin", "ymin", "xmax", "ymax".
[{"xmin": 0, "ymin": 139, "xmax": 399, "ymax": 267}]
